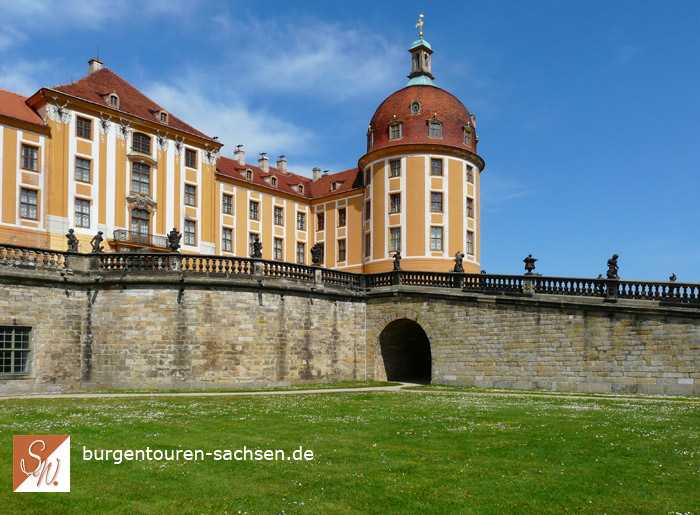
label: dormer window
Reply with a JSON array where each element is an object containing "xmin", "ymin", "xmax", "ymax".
[
  {"xmin": 388, "ymin": 117, "xmax": 403, "ymax": 140},
  {"xmin": 298, "ymin": 185, "xmax": 304, "ymax": 194},
  {"xmin": 109, "ymin": 93, "xmax": 119, "ymax": 108},
  {"xmin": 428, "ymin": 114, "xmax": 443, "ymax": 139},
  {"xmin": 463, "ymin": 126, "xmax": 472, "ymax": 146},
  {"xmin": 159, "ymin": 111, "xmax": 169, "ymax": 124},
  {"xmin": 367, "ymin": 127, "xmax": 374, "ymax": 150},
  {"xmin": 271, "ymin": 176, "xmax": 277, "ymax": 187},
  {"xmin": 331, "ymin": 181, "xmax": 338, "ymax": 191},
  {"xmin": 246, "ymin": 169, "xmax": 253, "ymax": 180}
]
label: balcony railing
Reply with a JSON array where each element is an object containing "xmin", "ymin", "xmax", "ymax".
[{"xmin": 112, "ymin": 229, "xmax": 169, "ymax": 249}]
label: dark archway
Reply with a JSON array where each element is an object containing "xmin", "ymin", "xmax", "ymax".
[{"xmin": 379, "ymin": 319, "xmax": 431, "ymax": 383}]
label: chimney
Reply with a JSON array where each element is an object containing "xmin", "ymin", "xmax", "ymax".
[
  {"xmin": 312, "ymin": 167, "xmax": 321, "ymax": 182},
  {"xmin": 234, "ymin": 145, "xmax": 245, "ymax": 165},
  {"xmin": 88, "ymin": 58, "xmax": 103, "ymax": 75},
  {"xmin": 276, "ymin": 155, "xmax": 287, "ymax": 173},
  {"xmin": 258, "ymin": 153, "xmax": 269, "ymax": 172}
]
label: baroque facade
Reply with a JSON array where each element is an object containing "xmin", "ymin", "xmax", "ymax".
[{"xmin": 0, "ymin": 31, "xmax": 484, "ymax": 273}]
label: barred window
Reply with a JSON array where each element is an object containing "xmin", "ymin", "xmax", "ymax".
[
  {"xmin": 76, "ymin": 116, "xmax": 92, "ymax": 139},
  {"xmin": 390, "ymin": 193, "xmax": 401, "ymax": 213},
  {"xmin": 21, "ymin": 144, "xmax": 38, "ymax": 171},
  {"xmin": 430, "ymin": 226, "xmax": 443, "ymax": 251},
  {"xmin": 390, "ymin": 159, "xmax": 401, "ymax": 177},
  {"xmin": 75, "ymin": 157, "xmax": 91, "ymax": 183},
  {"xmin": 222, "ymin": 194, "xmax": 233, "ymax": 214},
  {"xmin": 20, "ymin": 189, "xmax": 38, "ymax": 219},
  {"xmin": 131, "ymin": 162, "xmax": 151, "ymax": 195},
  {"xmin": 297, "ymin": 212, "xmax": 306, "ymax": 230},
  {"xmin": 390, "ymin": 228, "xmax": 401, "ymax": 252},
  {"xmin": 338, "ymin": 239, "xmax": 346, "ymax": 262},
  {"xmin": 467, "ymin": 231, "xmax": 474, "ymax": 255},
  {"xmin": 466, "ymin": 165, "xmax": 474, "ymax": 183},
  {"xmin": 185, "ymin": 148, "xmax": 197, "ymax": 168},
  {"xmin": 430, "ymin": 158, "xmax": 443, "ymax": 176},
  {"xmin": 274, "ymin": 206, "xmax": 284, "ymax": 226},
  {"xmin": 431, "ymin": 192, "xmax": 443, "ymax": 212},
  {"xmin": 274, "ymin": 238, "xmax": 283, "ymax": 260},
  {"xmin": 296, "ymin": 242, "xmax": 305, "ymax": 264},
  {"xmin": 317, "ymin": 213, "xmax": 325, "ymax": 230},
  {"xmin": 0, "ymin": 327, "xmax": 31, "ymax": 375},
  {"xmin": 132, "ymin": 132, "xmax": 151, "ymax": 154},
  {"xmin": 222, "ymin": 228, "xmax": 232, "ymax": 252},
  {"xmin": 365, "ymin": 233, "xmax": 371, "ymax": 257},
  {"xmin": 184, "ymin": 220, "xmax": 196, "ymax": 245},
  {"xmin": 467, "ymin": 198, "xmax": 474, "ymax": 218},
  {"xmin": 75, "ymin": 198, "xmax": 90, "ymax": 228},
  {"xmin": 338, "ymin": 208, "xmax": 346, "ymax": 227},
  {"xmin": 249, "ymin": 201, "xmax": 259, "ymax": 220},
  {"xmin": 185, "ymin": 184, "xmax": 197, "ymax": 206}
]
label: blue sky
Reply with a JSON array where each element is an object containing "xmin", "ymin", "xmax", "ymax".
[{"xmin": 1, "ymin": 1, "xmax": 699, "ymax": 281}]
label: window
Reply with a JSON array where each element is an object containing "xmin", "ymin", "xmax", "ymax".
[
  {"xmin": 389, "ymin": 122, "xmax": 402, "ymax": 140},
  {"xmin": 367, "ymin": 132, "xmax": 373, "ymax": 150},
  {"xmin": 131, "ymin": 208, "xmax": 149, "ymax": 235},
  {"xmin": 365, "ymin": 200, "xmax": 371, "ymax": 219},
  {"xmin": 185, "ymin": 148, "xmax": 197, "ymax": 168},
  {"xmin": 467, "ymin": 198, "xmax": 474, "ymax": 218},
  {"xmin": 109, "ymin": 94, "xmax": 119, "ymax": 107},
  {"xmin": 297, "ymin": 212, "xmax": 306, "ymax": 230},
  {"xmin": 429, "ymin": 122, "xmax": 443, "ymax": 138},
  {"xmin": 246, "ymin": 170, "xmax": 253, "ymax": 180},
  {"xmin": 331, "ymin": 181, "xmax": 338, "ymax": 191},
  {"xmin": 431, "ymin": 227, "xmax": 443, "ymax": 251},
  {"xmin": 132, "ymin": 132, "xmax": 151, "ymax": 154},
  {"xmin": 271, "ymin": 177, "xmax": 277, "ymax": 187},
  {"xmin": 249, "ymin": 233, "xmax": 258, "ymax": 256},
  {"xmin": 21, "ymin": 144, "xmax": 38, "ymax": 171},
  {"xmin": 390, "ymin": 193, "xmax": 401, "ymax": 213},
  {"xmin": 390, "ymin": 228, "xmax": 401, "ymax": 252},
  {"xmin": 467, "ymin": 231, "xmax": 474, "ymax": 255},
  {"xmin": 317, "ymin": 213, "xmax": 325, "ymax": 230},
  {"xmin": 296, "ymin": 242, "xmax": 305, "ymax": 264},
  {"xmin": 338, "ymin": 208, "xmax": 346, "ymax": 227},
  {"xmin": 365, "ymin": 169, "xmax": 371, "ymax": 185},
  {"xmin": 184, "ymin": 220, "xmax": 196, "ymax": 245},
  {"xmin": 431, "ymin": 192, "xmax": 443, "ymax": 212},
  {"xmin": 184, "ymin": 184, "xmax": 197, "ymax": 206},
  {"xmin": 0, "ymin": 326, "xmax": 31, "ymax": 375},
  {"xmin": 466, "ymin": 165, "xmax": 474, "ymax": 183},
  {"xmin": 390, "ymin": 159, "xmax": 401, "ymax": 177},
  {"xmin": 131, "ymin": 162, "xmax": 151, "ymax": 195},
  {"xmin": 222, "ymin": 228, "xmax": 232, "ymax": 252},
  {"xmin": 431, "ymin": 158, "xmax": 443, "ymax": 176},
  {"xmin": 75, "ymin": 157, "xmax": 91, "ymax": 183},
  {"xmin": 338, "ymin": 239, "xmax": 346, "ymax": 262},
  {"xmin": 365, "ymin": 233, "xmax": 371, "ymax": 257},
  {"xmin": 317, "ymin": 243, "xmax": 325, "ymax": 264},
  {"xmin": 274, "ymin": 206, "xmax": 284, "ymax": 225},
  {"xmin": 75, "ymin": 198, "xmax": 90, "ymax": 228},
  {"xmin": 298, "ymin": 185, "xmax": 304, "ymax": 194},
  {"xmin": 464, "ymin": 128, "xmax": 472, "ymax": 146},
  {"xmin": 274, "ymin": 238, "xmax": 283, "ymax": 260},
  {"xmin": 222, "ymin": 194, "xmax": 233, "ymax": 214},
  {"xmin": 76, "ymin": 116, "xmax": 92, "ymax": 139},
  {"xmin": 20, "ymin": 189, "xmax": 37, "ymax": 220},
  {"xmin": 160, "ymin": 112, "xmax": 168, "ymax": 123},
  {"xmin": 249, "ymin": 201, "xmax": 259, "ymax": 220}
]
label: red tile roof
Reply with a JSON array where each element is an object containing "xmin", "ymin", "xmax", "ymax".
[
  {"xmin": 50, "ymin": 68, "xmax": 212, "ymax": 140},
  {"xmin": 0, "ymin": 89, "xmax": 46, "ymax": 128},
  {"xmin": 216, "ymin": 156, "xmax": 361, "ymax": 200}
]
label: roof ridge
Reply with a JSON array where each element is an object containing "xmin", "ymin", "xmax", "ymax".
[{"xmin": 0, "ymin": 88, "xmax": 28, "ymax": 100}]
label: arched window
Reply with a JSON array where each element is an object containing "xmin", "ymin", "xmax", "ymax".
[
  {"xmin": 271, "ymin": 176, "xmax": 277, "ymax": 186},
  {"xmin": 109, "ymin": 94, "xmax": 119, "ymax": 108},
  {"xmin": 132, "ymin": 132, "xmax": 151, "ymax": 154},
  {"xmin": 131, "ymin": 208, "xmax": 150, "ymax": 236}
]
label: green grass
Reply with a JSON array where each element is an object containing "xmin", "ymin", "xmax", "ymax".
[
  {"xmin": 2, "ymin": 391, "xmax": 699, "ymax": 514},
  {"xmin": 74, "ymin": 380, "xmax": 399, "ymax": 395}
]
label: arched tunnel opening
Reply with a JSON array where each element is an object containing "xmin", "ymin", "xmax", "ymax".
[{"xmin": 379, "ymin": 319, "xmax": 431, "ymax": 384}]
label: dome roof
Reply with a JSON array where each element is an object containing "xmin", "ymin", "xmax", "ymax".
[{"xmin": 367, "ymin": 85, "xmax": 476, "ymax": 154}]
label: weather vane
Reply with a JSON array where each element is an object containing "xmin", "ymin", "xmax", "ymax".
[{"xmin": 416, "ymin": 13, "xmax": 424, "ymax": 38}]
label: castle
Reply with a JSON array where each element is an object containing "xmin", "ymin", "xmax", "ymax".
[{"xmin": 0, "ymin": 26, "xmax": 483, "ymax": 274}]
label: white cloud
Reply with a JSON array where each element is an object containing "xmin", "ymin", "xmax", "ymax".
[
  {"xmin": 480, "ymin": 173, "xmax": 532, "ymax": 211},
  {"xmin": 0, "ymin": 59, "xmax": 52, "ymax": 95},
  {"xmin": 145, "ymin": 80, "xmax": 313, "ymax": 161}
]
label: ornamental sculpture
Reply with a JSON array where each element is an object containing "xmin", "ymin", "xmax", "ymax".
[
  {"xmin": 66, "ymin": 228, "xmax": 79, "ymax": 253},
  {"xmin": 393, "ymin": 251, "xmax": 402, "ymax": 271},
  {"xmin": 251, "ymin": 235, "xmax": 263, "ymax": 259},
  {"xmin": 453, "ymin": 251, "xmax": 465, "ymax": 273},
  {"xmin": 90, "ymin": 231, "xmax": 104, "ymax": 253},
  {"xmin": 606, "ymin": 254, "xmax": 619, "ymax": 279},
  {"xmin": 167, "ymin": 228, "xmax": 182, "ymax": 253},
  {"xmin": 523, "ymin": 254, "xmax": 537, "ymax": 275},
  {"xmin": 310, "ymin": 244, "xmax": 323, "ymax": 266},
  {"xmin": 670, "ymin": 273, "xmax": 677, "ymax": 282}
]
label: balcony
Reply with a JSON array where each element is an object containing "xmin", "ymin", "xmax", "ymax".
[{"xmin": 112, "ymin": 229, "xmax": 169, "ymax": 250}]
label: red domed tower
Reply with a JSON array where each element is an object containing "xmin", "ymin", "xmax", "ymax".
[{"xmin": 358, "ymin": 23, "xmax": 485, "ymax": 273}]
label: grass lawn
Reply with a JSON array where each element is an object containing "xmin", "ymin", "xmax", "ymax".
[{"xmin": 2, "ymin": 388, "xmax": 699, "ymax": 514}]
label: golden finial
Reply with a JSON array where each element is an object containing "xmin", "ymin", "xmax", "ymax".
[{"xmin": 415, "ymin": 13, "xmax": 424, "ymax": 38}]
